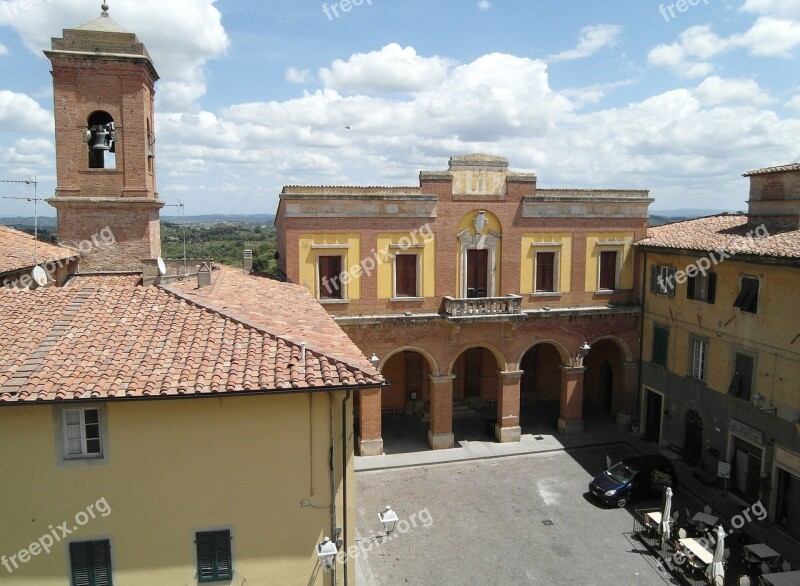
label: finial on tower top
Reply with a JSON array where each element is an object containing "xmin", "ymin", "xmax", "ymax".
[{"xmin": 101, "ymin": 3, "xmax": 110, "ymax": 17}]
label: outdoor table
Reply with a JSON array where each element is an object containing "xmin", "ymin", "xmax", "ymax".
[
  {"xmin": 745, "ymin": 543, "xmax": 782, "ymax": 566},
  {"xmin": 760, "ymin": 571, "xmax": 800, "ymax": 586},
  {"xmin": 690, "ymin": 512, "xmax": 719, "ymax": 529},
  {"xmin": 678, "ymin": 537, "xmax": 714, "ymax": 565},
  {"xmin": 644, "ymin": 511, "xmax": 662, "ymax": 529}
]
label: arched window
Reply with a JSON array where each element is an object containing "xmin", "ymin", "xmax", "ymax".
[{"xmin": 85, "ymin": 111, "xmax": 116, "ymax": 169}]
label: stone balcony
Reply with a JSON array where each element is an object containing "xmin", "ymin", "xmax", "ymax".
[{"xmin": 443, "ymin": 295, "xmax": 523, "ymax": 317}]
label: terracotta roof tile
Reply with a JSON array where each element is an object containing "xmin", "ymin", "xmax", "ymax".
[
  {"xmin": 742, "ymin": 163, "xmax": 800, "ymax": 177},
  {"xmin": 0, "ymin": 274, "xmax": 383, "ymax": 403},
  {"xmin": 637, "ymin": 214, "xmax": 800, "ymax": 258},
  {"xmin": 0, "ymin": 225, "xmax": 79, "ymax": 275}
]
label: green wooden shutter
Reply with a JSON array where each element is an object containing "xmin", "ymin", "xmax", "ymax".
[
  {"xmin": 70, "ymin": 542, "xmax": 92, "ymax": 586},
  {"xmin": 687, "ymin": 275, "xmax": 696, "ymax": 299},
  {"xmin": 197, "ymin": 533, "xmax": 215, "ymax": 582},
  {"xmin": 214, "ymin": 531, "xmax": 232, "ymax": 579},
  {"xmin": 70, "ymin": 541, "xmax": 111, "ymax": 586},
  {"xmin": 652, "ymin": 326, "xmax": 668, "ymax": 367},
  {"xmin": 91, "ymin": 541, "xmax": 112, "ymax": 586},
  {"xmin": 706, "ymin": 273, "xmax": 716, "ymax": 304},
  {"xmin": 197, "ymin": 530, "xmax": 232, "ymax": 582}
]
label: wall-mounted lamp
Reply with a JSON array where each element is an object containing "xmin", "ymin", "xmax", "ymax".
[
  {"xmin": 750, "ymin": 393, "xmax": 777, "ymax": 415},
  {"xmin": 370, "ymin": 353, "xmax": 380, "ymax": 369},
  {"xmin": 573, "ymin": 342, "xmax": 591, "ymax": 367},
  {"xmin": 379, "ymin": 506, "xmax": 399, "ymax": 535},
  {"xmin": 317, "ymin": 537, "xmax": 338, "ymax": 572}
]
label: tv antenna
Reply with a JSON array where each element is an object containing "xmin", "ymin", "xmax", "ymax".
[
  {"xmin": 1, "ymin": 177, "xmax": 40, "ymax": 263},
  {"xmin": 163, "ymin": 200, "xmax": 187, "ymax": 275}
]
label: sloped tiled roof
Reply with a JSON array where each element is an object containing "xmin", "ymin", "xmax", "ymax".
[
  {"xmin": 742, "ymin": 163, "xmax": 800, "ymax": 177},
  {"xmin": 0, "ymin": 225, "xmax": 79, "ymax": 275},
  {"xmin": 166, "ymin": 264, "xmax": 375, "ymax": 372},
  {"xmin": 0, "ymin": 274, "xmax": 383, "ymax": 403},
  {"xmin": 637, "ymin": 214, "xmax": 800, "ymax": 258}
]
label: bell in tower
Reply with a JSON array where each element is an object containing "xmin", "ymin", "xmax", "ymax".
[{"xmin": 45, "ymin": 3, "xmax": 164, "ymax": 272}]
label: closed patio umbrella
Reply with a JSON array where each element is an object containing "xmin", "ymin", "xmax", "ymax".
[
  {"xmin": 706, "ymin": 525, "xmax": 725, "ymax": 584},
  {"xmin": 660, "ymin": 486, "xmax": 673, "ymax": 550}
]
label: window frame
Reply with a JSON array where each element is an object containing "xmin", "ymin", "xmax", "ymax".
[
  {"xmin": 69, "ymin": 539, "xmax": 112, "ymax": 586},
  {"xmin": 196, "ymin": 529, "xmax": 233, "ymax": 583},
  {"xmin": 649, "ymin": 264, "xmax": 676, "ymax": 297},
  {"xmin": 728, "ymin": 351, "xmax": 757, "ymax": 401},
  {"xmin": 689, "ymin": 335, "xmax": 708, "ymax": 381},
  {"xmin": 597, "ymin": 248, "xmax": 622, "ymax": 291},
  {"xmin": 54, "ymin": 404, "xmax": 109, "ymax": 466},
  {"xmin": 534, "ymin": 249, "xmax": 560, "ymax": 294},
  {"xmin": 687, "ymin": 271, "xmax": 716, "ymax": 303},
  {"xmin": 733, "ymin": 276, "xmax": 760, "ymax": 314},
  {"xmin": 316, "ymin": 253, "xmax": 346, "ymax": 302},
  {"xmin": 392, "ymin": 252, "xmax": 421, "ymax": 299},
  {"xmin": 651, "ymin": 324, "xmax": 669, "ymax": 367}
]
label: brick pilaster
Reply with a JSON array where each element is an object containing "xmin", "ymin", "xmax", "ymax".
[
  {"xmin": 358, "ymin": 387, "xmax": 383, "ymax": 456},
  {"xmin": 428, "ymin": 374, "xmax": 455, "ymax": 449},
  {"xmin": 495, "ymin": 370, "xmax": 523, "ymax": 442},
  {"xmin": 558, "ymin": 366, "xmax": 586, "ymax": 435}
]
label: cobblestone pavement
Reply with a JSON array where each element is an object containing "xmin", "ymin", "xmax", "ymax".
[{"xmin": 355, "ymin": 443, "xmax": 677, "ymax": 586}]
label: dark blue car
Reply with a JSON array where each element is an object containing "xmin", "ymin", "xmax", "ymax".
[{"xmin": 588, "ymin": 455, "xmax": 677, "ymax": 508}]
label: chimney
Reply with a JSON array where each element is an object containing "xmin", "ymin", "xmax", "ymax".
[
  {"xmin": 243, "ymin": 249, "xmax": 253, "ymax": 273},
  {"xmin": 197, "ymin": 262, "xmax": 212, "ymax": 288}
]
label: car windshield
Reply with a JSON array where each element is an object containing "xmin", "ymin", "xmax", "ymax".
[{"xmin": 605, "ymin": 463, "xmax": 636, "ymax": 484}]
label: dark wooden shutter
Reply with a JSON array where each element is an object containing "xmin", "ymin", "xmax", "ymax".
[
  {"xmin": 599, "ymin": 251, "xmax": 617, "ymax": 290},
  {"xmin": 687, "ymin": 275, "xmax": 696, "ymax": 299},
  {"xmin": 652, "ymin": 326, "xmax": 668, "ymax": 367},
  {"xmin": 536, "ymin": 252, "xmax": 555, "ymax": 292},
  {"xmin": 318, "ymin": 256, "xmax": 342, "ymax": 299},
  {"xmin": 734, "ymin": 277, "xmax": 758, "ymax": 312},
  {"xmin": 395, "ymin": 255, "xmax": 417, "ymax": 297},
  {"xmin": 70, "ymin": 541, "xmax": 111, "ymax": 586},
  {"xmin": 214, "ymin": 531, "xmax": 232, "ymax": 579},
  {"xmin": 91, "ymin": 541, "xmax": 112, "ymax": 586},
  {"xmin": 706, "ymin": 273, "xmax": 716, "ymax": 304},
  {"xmin": 70, "ymin": 542, "xmax": 92, "ymax": 586},
  {"xmin": 197, "ymin": 533, "xmax": 215, "ymax": 581}
]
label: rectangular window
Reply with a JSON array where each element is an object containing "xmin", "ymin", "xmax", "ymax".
[
  {"xmin": 687, "ymin": 272, "xmax": 716, "ymax": 303},
  {"xmin": 197, "ymin": 530, "xmax": 232, "ymax": 583},
  {"xmin": 318, "ymin": 255, "xmax": 343, "ymax": 300},
  {"xmin": 652, "ymin": 325, "xmax": 669, "ymax": 367},
  {"xmin": 649, "ymin": 265, "xmax": 676, "ymax": 296},
  {"xmin": 728, "ymin": 352, "xmax": 755, "ymax": 400},
  {"xmin": 394, "ymin": 254, "xmax": 418, "ymax": 297},
  {"xmin": 535, "ymin": 251, "xmax": 556, "ymax": 292},
  {"xmin": 599, "ymin": 250, "xmax": 618, "ymax": 290},
  {"xmin": 690, "ymin": 337, "xmax": 707, "ymax": 380},
  {"xmin": 733, "ymin": 277, "xmax": 759, "ymax": 313},
  {"xmin": 70, "ymin": 540, "xmax": 112, "ymax": 586},
  {"xmin": 64, "ymin": 408, "xmax": 102, "ymax": 459}
]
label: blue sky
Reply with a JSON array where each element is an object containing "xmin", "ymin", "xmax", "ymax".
[{"xmin": 1, "ymin": 0, "xmax": 799, "ymax": 217}]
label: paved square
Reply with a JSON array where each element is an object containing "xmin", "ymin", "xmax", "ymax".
[{"xmin": 355, "ymin": 444, "xmax": 674, "ymax": 585}]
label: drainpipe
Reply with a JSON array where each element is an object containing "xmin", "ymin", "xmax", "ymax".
[
  {"xmin": 341, "ymin": 389, "xmax": 352, "ymax": 586},
  {"xmin": 637, "ymin": 250, "xmax": 647, "ymax": 430},
  {"xmin": 329, "ymin": 392, "xmax": 337, "ymax": 585}
]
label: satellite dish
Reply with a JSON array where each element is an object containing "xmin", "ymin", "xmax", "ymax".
[
  {"xmin": 32, "ymin": 266, "xmax": 48, "ymax": 287},
  {"xmin": 156, "ymin": 257, "xmax": 167, "ymax": 276}
]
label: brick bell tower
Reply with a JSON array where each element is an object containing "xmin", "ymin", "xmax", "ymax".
[{"xmin": 46, "ymin": 3, "xmax": 163, "ymax": 272}]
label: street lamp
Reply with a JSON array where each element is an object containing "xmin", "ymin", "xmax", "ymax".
[
  {"xmin": 378, "ymin": 506, "xmax": 399, "ymax": 535},
  {"xmin": 370, "ymin": 353, "xmax": 380, "ymax": 369},
  {"xmin": 750, "ymin": 393, "xmax": 777, "ymax": 415},
  {"xmin": 574, "ymin": 342, "xmax": 591, "ymax": 366}
]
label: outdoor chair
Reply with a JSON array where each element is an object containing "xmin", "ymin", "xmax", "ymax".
[
  {"xmin": 678, "ymin": 528, "xmax": 687, "ymax": 539},
  {"xmin": 713, "ymin": 576, "xmax": 724, "ymax": 586},
  {"xmin": 723, "ymin": 548, "xmax": 730, "ymax": 561},
  {"xmin": 782, "ymin": 560, "xmax": 792, "ymax": 572},
  {"xmin": 737, "ymin": 577, "xmax": 751, "ymax": 586},
  {"xmin": 703, "ymin": 504, "xmax": 713, "ymax": 514},
  {"xmin": 761, "ymin": 562, "xmax": 771, "ymax": 574}
]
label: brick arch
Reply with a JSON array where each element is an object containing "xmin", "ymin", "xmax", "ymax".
[
  {"xmin": 376, "ymin": 346, "xmax": 440, "ymax": 377},
  {"xmin": 514, "ymin": 339, "xmax": 571, "ymax": 370},
  {"xmin": 588, "ymin": 335, "xmax": 633, "ymax": 363},
  {"xmin": 446, "ymin": 343, "xmax": 508, "ymax": 375}
]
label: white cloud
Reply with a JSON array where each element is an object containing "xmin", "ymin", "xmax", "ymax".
[
  {"xmin": 285, "ymin": 67, "xmax": 312, "ymax": 84},
  {"xmin": 694, "ymin": 76, "xmax": 774, "ymax": 106},
  {"xmin": 319, "ymin": 44, "xmax": 457, "ymax": 94},
  {"xmin": 0, "ymin": 91, "xmax": 53, "ymax": 133},
  {"xmin": 787, "ymin": 94, "xmax": 800, "ymax": 110},
  {"xmin": 549, "ymin": 24, "xmax": 623, "ymax": 62},
  {"xmin": 0, "ymin": 43, "xmax": 8, "ymax": 56},
  {"xmin": 478, "ymin": 1, "xmax": 492, "ymax": 10},
  {"xmin": 0, "ymin": 0, "xmax": 229, "ymax": 111},
  {"xmin": 647, "ymin": 25, "xmax": 728, "ymax": 78},
  {"xmin": 741, "ymin": 0, "xmax": 800, "ymax": 19},
  {"xmin": 732, "ymin": 16, "xmax": 800, "ymax": 57}
]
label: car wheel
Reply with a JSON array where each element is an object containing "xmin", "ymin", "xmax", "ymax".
[{"xmin": 616, "ymin": 495, "xmax": 628, "ymax": 508}]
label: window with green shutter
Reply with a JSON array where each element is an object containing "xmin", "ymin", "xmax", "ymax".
[
  {"xmin": 652, "ymin": 325, "xmax": 669, "ymax": 367},
  {"xmin": 196, "ymin": 530, "xmax": 232, "ymax": 582},
  {"xmin": 70, "ymin": 540, "xmax": 112, "ymax": 586}
]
